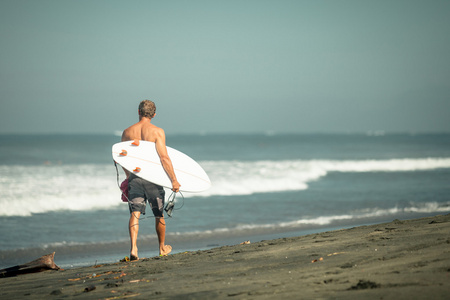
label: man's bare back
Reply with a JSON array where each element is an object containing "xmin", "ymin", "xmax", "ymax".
[
  {"xmin": 122, "ymin": 119, "xmax": 160, "ymax": 143},
  {"xmin": 122, "ymin": 119, "xmax": 180, "ymax": 193}
]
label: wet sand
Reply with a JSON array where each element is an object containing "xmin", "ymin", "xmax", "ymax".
[{"xmin": 1, "ymin": 214, "xmax": 449, "ymax": 299}]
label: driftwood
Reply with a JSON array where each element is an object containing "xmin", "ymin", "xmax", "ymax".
[{"xmin": 0, "ymin": 252, "xmax": 60, "ymax": 278}]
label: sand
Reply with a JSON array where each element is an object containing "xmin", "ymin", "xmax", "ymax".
[{"xmin": 1, "ymin": 214, "xmax": 449, "ymax": 299}]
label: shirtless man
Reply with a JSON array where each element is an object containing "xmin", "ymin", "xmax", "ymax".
[{"xmin": 121, "ymin": 100, "xmax": 180, "ymax": 260}]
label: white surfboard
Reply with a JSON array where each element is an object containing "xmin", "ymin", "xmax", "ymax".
[{"xmin": 112, "ymin": 140, "xmax": 211, "ymax": 192}]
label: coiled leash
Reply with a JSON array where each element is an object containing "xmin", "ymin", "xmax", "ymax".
[
  {"xmin": 115, "ymin": 160, "xmax": 184, "ymax": 218},
  {"xmin": 165, "ymin": 191, "xmax": 185, "ymax": 217}
]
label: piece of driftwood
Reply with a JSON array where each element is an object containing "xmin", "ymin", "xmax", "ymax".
[{"xmin": 0, "ymin": 252, "xmax": 60, "ymax": 278}]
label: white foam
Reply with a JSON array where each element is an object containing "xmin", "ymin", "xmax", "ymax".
[
  {"xmin": 1, "ymin": 158, "xmax": 450, "ymax": 216},
  {"xmin": 0, "ymin": 164, "xmax": 121, "ymax": 217},
  {"xmin": 238, "ymin": 202, "xmax": 450, "ymax": 230},
  {"xmin": 165, "ymin": 201, "xmax": 450, "ymax": 235},
  {"xmin": 193, "ymin": 157, "xmax": 450, "ymax": 197}
]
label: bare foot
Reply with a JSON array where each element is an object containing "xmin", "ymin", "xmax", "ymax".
[
  {"xmin": 130, "ymin": 248, "xmax": 138, "ymax": 261},
  {"xmin": 130, "ymin": 254, "xmax": 139, "ymax": 261},
  {"xmin": 159, "ymin": 245, "xmax": 172, "ymax": 256}
]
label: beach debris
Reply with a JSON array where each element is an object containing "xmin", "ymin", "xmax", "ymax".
[
  {"xmin": 120, "ymin": 256, "xmax": 131, "ymax": 262},
  {"xmin": 114, "ymin": 272, "xmax": 127, "ymax": 280},
  {"xmin": 94, "ymin": 264, "xmax": 104, "ymax": 268},
  {"xmin": 429, "ymin": 220, "xmax": 443, "ymax": 224},
  {"xmin": 68, "ymin": 278, "xmax": 81, "ymax": 282},
  {"xmin": 340, "ymin": 262, "xmax": 354, "ymax": 269},
  {"xmin": 240, "ymin": 240, "xmax": 251, "ymax": 245},
  {"xmin": 84, "ymin": 285, "xmax": 96, "ymax": 292},
  {"xmin": 348, "ymin": 280, "xmax": 380, "ymax": 290},
  {"xmin": 91, "ymin": 273, "xmax": 103, "ymax": 278},
  {"xmin": 68, "ymin": 270, "xmax": 125, "ymax": 282},
  {"xmin": 327, "ymin": 252, "xmax": 346, "ymax": 257},
  {"xmin": 311, "ymin": 257, "xmax": 324, "ymax": 263},
  {"xmin": 50, "ymin": 289, "xmax": 63, "ymax": 295},
  {"xmin": 129, "ymin": 278, "xmax": 156, "ymax": 283},
  {"xmin": 0, "ymin": 252, "xmax": 60, "ymax": 278},
  {"xmin": 106, "ymin": 283, "xmax": 121, "ymax": 288},
  {"xmin": 105, "ymin": 291, "xmax": 141, "ymax": 300}
]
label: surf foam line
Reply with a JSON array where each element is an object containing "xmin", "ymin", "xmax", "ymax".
[
  {"xmin": 193, "ymin": 157, "xmax": 450, "ymax": 197},
  {"xmin": 1, "ymin": 202, "xmax": 448, "ymax": 261},
  {"xmin": 170, "ymin": 201, "xmax": 450, "ymax": 235},
  {"xmin": 0, "ymin": 164, "xmax": 122, "ymax": 217},
  {"xmin": 1, "ymin": 158, "xmax": 449, "ymax": 216}
]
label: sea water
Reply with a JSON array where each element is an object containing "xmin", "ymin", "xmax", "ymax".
[{"xmin": 0, "ymin": 133, "xmax": 449, "ymax": 269}]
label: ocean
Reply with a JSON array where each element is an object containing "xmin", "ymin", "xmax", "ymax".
[{"xmin": 1, "ymin": 132, "xmax": 449, "ymax": 269}]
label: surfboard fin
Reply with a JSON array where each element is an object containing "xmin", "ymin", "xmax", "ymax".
[
  {"xmin": 120, "ymin": 150, "xmax": 127, "ymax": 156},
  {"xmin": 131, "ymin": 140, "xmax": 140, "ymax": 146},
  {"xmin": 133, "ymin": 167, "xmax": 141, "ymax": 173}
]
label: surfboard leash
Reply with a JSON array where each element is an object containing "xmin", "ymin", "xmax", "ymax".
[
  {"xmin": 114, "ymin": 160, "xmax": 184, "ymax": 219},
  {"xmin": 114, "ymin": 160, "xmax": 130, "ymax": 202},
  {"xmin": 164, "ymin": 191, "xmax": 185, "ymax": 218}
]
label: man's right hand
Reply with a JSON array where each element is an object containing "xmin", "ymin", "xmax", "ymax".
[{"xmin": 172, "ymin": 180, "xmax": 181, "ymax": 193}]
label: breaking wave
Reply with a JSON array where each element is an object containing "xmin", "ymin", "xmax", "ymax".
[
  {"xmin": 195, "ymin": 157, "xmax": 450, "ymax": 197},
  {"xmin": 1, "ymin": 158, "xmax": 450, "ymax": 216}
]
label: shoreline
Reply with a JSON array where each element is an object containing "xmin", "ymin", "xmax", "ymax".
[
  {"xmin": 1, "ymin": 214, "xmax": 449, "ymax": 299},
  {"xmin": 2, "ymin": 211, "xmax": 443, "ymax": 270}
]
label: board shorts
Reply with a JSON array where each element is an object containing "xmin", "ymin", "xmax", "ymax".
[{"xmin": 128, "ymin": 173, "xmax": 165, "ymax": 218}]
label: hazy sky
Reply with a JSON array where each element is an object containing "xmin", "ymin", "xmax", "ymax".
[{"xmin": 1, "ymin": 0, "xmax": 449, "ymax": 134}]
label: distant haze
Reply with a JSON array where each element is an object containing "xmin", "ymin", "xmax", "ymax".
[{"xmin": 1, "ymin": 0, "xmax": 449, "ymax": 134}]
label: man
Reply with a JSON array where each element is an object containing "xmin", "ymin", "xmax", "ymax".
[{"xmin": 121, "ymin": 100, "xmax": 181, "ymax": 260}]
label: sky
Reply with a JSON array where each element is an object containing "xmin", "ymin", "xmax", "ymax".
[{"xmin": 1, "ymin": 0, "xmax": 449, "ymax": 135}]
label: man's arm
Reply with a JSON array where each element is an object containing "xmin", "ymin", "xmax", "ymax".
[{"xmin": 154, "ymin": 129, "xmax": 181, "ymax": 192}]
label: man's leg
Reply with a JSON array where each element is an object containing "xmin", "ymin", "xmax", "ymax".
[
  {"xmin": 155, "ymin": 217, "xmax": 172, "ymax": 256},
  {"xmin": 129, "ymin": 211, "xmax": 141, "ymax": 260}
]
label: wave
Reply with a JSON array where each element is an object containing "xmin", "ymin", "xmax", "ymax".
[
  {"xmin": 1, "ymin": 158, "xmax": 450, "ymax": 216},
  {"xmin": 180, "ymin": 201, "xmax": 450, "ymax": 233},
  {"xmin": 194, "ymin": 157, "xmax": 450, "ymax": 197},
  {"xmin": 278, "ymin": 201, "xmax": 450, "ymax": 228},
  {"xmin": 0, "ymin": 164, "xmax": 122, "ymax": 217}
]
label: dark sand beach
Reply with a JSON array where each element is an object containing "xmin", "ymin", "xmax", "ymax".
[{"xmin": 1, "ymin": 214, "xmax": 449, "ymax": 299}]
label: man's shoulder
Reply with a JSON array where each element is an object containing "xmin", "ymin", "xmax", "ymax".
[
  {"xmin": 142, "ymin": 122, "xmax": 163, "ymax": 133},
  {"xmin": 121, "ymin": 123, "xmax": 139, "ymax": 141},
  {"xmin": 121, "ymin": 121, "xmax": 165, "ymax": 142},
  {"xmin": 153, "ymin": 125, "xmax": 165, "ymax": 135},
  {"xmin": 123, "ymin": 122, "xmax": 139, "ymax": 132},
  {"xmin": 143, "ymin": 124, "xmax": 165, "ymax": 141}
]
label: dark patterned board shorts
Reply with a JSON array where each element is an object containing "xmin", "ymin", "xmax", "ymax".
[{"xmin": 127, "ymin": 174, "xmax": 165, "ymax": 218}]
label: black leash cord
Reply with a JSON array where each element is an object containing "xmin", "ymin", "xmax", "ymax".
[{"xmin": 114, "ymin": 160, "xmax": 184, "ymax": 219}]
